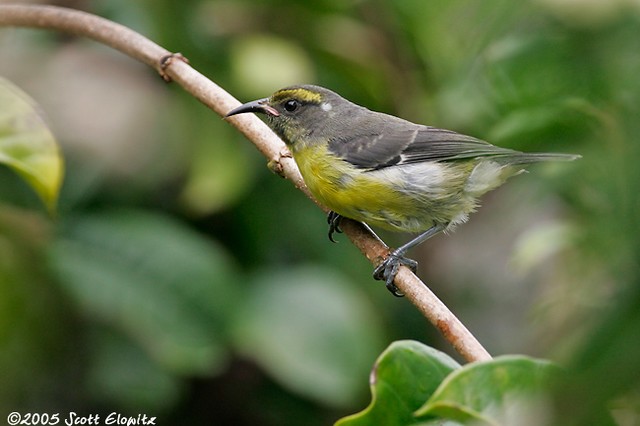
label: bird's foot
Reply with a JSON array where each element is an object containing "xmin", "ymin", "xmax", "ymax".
[
  {"xmin": 373, "ymin": 252, "xmax": 418, "ymax": 297},
  {"xmin": 327, "ymin": 211, "xmax": 343, "ymax": 243}
]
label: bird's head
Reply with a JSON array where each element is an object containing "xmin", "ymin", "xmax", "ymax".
[{"xmin": 226, "ymin": 85, "xmax": 356, "ymax": 148}]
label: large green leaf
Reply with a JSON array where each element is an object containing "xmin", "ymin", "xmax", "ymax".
[
  {"xmin": 337, "ymin": 342, "xmax": 557, "ymax": 426},
  {"xmin": 415, "ymin": 355, "xmax": 558, "ymax": 425},
  {"xmin": 336, "ymin": 340, "xmax": 461, "ymax": 426},
  {"xmin": 0, "ymin": 77, "xmax": 63, "ymax": 213},
  {"xmin": 49, "ymin": 208, "xmax": 238, "ymax": 375}
]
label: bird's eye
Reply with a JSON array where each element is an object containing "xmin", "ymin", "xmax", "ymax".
[{"xmin": 284, "ymin": 99, "xmax": 299, "ymax": 112}]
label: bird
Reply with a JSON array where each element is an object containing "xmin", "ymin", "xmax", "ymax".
[{"xmin": 226, "ymin": 84, "xmax": 580, "ymax": 296}]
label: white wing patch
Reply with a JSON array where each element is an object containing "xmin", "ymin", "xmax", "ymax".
[
  {"xmin": 376, "ymin": 162, "xmax": 448, "ymax": 194},
  {"xmin": 321, "ymin": 102, "xmax": 333, "ymax": 111},
  {"xmin": 464, "ymin": 160, "xmax": 505, "ymax": 196}
]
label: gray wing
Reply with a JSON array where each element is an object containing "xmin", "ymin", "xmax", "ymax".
[{"xmin": 327, "ymin": 124, "xmax": 517, "ymax": 170}]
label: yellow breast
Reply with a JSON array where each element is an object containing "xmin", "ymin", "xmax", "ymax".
[{"xmin": 291, "ymin": 144, "xmax": 422, "ymax": 230}]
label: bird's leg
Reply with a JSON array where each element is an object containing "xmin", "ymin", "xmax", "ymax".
[
  {"xmin": 373, "ymin": 223, "xmax": 447, "ymax": 296},
  {"xmin": 327, "ymin": 211, "xmax": 344, "ymax": 243}
]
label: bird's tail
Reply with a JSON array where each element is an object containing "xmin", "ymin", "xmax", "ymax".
[{"xmin": 498, "ymin": 152, "xmax": 581, "ymax": 165}]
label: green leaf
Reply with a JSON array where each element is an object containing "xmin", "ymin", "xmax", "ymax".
[
  {"xmin": 336, "ymin": 340, "xmax": 461, "ymax": 426},
  {"xmin": 232, "ymin": 266, "xmax": 385, "ymax": 408},
  {"xmin": 0, "ymin": 77, "xmax": 63, "ymax": 213},
  {"xmin": 49, "ymin": 208, "xmax": 238, "ymax": 375},
  {"xmin": 415, "ymin": 355, "xmax": 558, "ymax": 425}
]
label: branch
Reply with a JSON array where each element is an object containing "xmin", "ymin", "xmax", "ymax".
[{"xmin": 0, "ymin": 4, "xmax": 491, "ymax": 363}]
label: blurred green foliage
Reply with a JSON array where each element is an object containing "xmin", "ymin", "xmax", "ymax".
[
  {"xmin": 0, "ymin": 77, "xmax": 63, "ymax": 213},
  {"xmin": 1, "ymin": 0, "xmax": 639, "ymax": 424}
]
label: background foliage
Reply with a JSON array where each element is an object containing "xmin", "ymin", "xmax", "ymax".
[{"xmin": 1, "ymin": 0, "xmax": 639, "ymax": 424}]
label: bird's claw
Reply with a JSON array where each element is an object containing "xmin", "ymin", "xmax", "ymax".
[
  {"xmin": 373, "ymin": 253, "xmax": 418, "ymax": 297},
  {"xmin": 327, "ymin": 211, "xmax": 343, "ymax": 243}
]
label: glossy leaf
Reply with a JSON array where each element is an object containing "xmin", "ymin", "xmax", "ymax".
[
  {"xmin": 0, "ymin": 77, "xmax": 63, "ymax": 213},
  {"xmin": 415, "ymin": 355, "xmax": 558, "ymax": 425},
  {"xmin": 336, "ymin": 340, "xmax": 461, "ymax": 426}
]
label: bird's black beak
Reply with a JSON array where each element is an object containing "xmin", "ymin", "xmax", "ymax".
[{"xmin": 225, "ymin": 98, "xmax": 280, "ymax": 118}]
